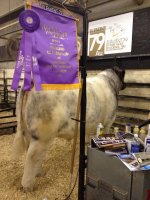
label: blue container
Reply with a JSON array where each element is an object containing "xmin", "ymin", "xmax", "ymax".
[{"xmin": 131, "ymin": 143, "xmax": 140, "ymax": 153}]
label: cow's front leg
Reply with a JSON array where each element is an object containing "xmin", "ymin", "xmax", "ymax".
[{"xmin": 21, "ymin": 139, "xmax": 47, "ymax": 192}]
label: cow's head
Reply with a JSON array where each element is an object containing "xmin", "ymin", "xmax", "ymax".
[{"xmin": 112, "ymin": 66, "xmax": 126, "ymax": 90}]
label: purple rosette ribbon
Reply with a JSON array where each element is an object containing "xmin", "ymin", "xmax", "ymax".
[
  {"xmin": 19, "ymin": 10, "xmax": 41, "ymax": 91},
  {"xmin": 19, "ymin": 10, "xmax": 40, "ymax": 32}
]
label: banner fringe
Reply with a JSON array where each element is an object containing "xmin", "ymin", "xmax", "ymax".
[{"xmin": 42, "ymin": 83, "xmax": 81, "ymax": 90}]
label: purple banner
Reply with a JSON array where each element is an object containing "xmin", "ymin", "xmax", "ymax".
[
  {"xmin": 32, "ymin": 6, "xmax": 80, "ymax": 90},
  {"xmin": 11, "ymin": 5, "xmax": 80, "ymax": 91}
]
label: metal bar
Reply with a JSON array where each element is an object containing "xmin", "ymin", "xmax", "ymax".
[
  {"xmin": 0, "ymin": 29, "xmax": 22, "ymax": 38},
  {"xmin": 0, "ymin": 115, "xmax": 16, "ymax": 119},
  {"xmin": 126, "ymin": 83, "xmax": 150, "ymax": 87},
  {"xmin": 86, "ymin": 55, "xmax": 150, "ymax": 70},
  {"xmin": 0, "ymin": 121, "xmax": 17, "ymax": 125},
  {"xmin": 0, "ymin": 125, "xmax": 17, "ymax": 130},
  {"xmin": 0, "ymin": 108, "xmax": 15, "ymax": 112},
  {"xmin": 130, "ymin": 172, "xmax": 133, "ymax": 200},
  {"xmin": 88, "ymin": 53, "xmax": 150, "ymax": 59},
  {"xmin": 78, "ymin": 10, "xmax": 88, "ymax": 200},
  {"xmin": 0, "ymin": 21, "xmax": 19, "ymax": 31},
  {"xmin": 0, "ymin": 7, "xmax": 24, "ymax": 24}
]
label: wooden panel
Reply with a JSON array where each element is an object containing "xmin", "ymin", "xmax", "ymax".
[
  {"xmin": 119, "ymin": 87, "xmax": 150, "ymax": 98},
  {"xmin": 125, "ymin": 70, "xmax": 150, "ymax": 84},
  {"xmin": 116, "ymin": 110, "xmax": 149, "ymax": 121},
  {"xmin": 87, "ymin": 69, "xmax": 150, "ymax": 83},
  {"xmin": 115, "ymin": 116, "xmax": 145, "ymax": 125},
  {"xmin": 118, "ymin": 98, "xmax": 150, "ymax": 110}
]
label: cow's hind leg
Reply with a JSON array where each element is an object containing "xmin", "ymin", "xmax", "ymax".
[{"xmin": 21, "ymin": 139, "xmax": 47, "ymax": 192}]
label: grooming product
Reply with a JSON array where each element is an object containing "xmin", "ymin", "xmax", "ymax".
[
  {"xmin": 96, "ymin": 123, "xmax": 104, "ymax": 137},
  {"xmin": 131, "ymin": 134, "xmax": 140, "ymax": 153},
  {"xmin": 133, "ymin": 125, "xmax": 139, "ymax": 135},
  {"xmin": 125, "ymin": 123, "xmax": 131, "ymax": 134},
  {"xmin": 145, "ymin": 125, "xmax": 150, "ymax": 152},
  {"xmin": 114, "ymin": 127, "xmax": 119, "ymax": 137}
]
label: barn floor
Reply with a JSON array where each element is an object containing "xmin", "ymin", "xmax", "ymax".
[{"xmin": 0, "ymin": 134, "xmax": 79, "ymax": 200}]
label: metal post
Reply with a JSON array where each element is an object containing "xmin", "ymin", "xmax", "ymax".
[{"xmin": 78, "ymin": 11, "xmax": 88, "ymax": 200}]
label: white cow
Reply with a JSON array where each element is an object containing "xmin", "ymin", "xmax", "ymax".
[{"xmin": 13, "ymin": 67, "xmax": 125, "ymax": 191}]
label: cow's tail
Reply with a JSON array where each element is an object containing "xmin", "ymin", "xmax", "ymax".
[{"xmin": 13, "ymin": 87, "xmax": 26, "ymax": 158}]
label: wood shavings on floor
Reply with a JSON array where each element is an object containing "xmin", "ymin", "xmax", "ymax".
[{"xmin": 0, "ymin": 134, "xmax": 79, "ymax": 200}]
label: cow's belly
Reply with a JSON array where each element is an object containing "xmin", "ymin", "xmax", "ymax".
[
  {"xmin": 23, "ymin": 81, "xmax": 117, "ymax": 142},
  {"xmin": 23, "ymin": 90, "xmax": 78, "ymax": 141}
]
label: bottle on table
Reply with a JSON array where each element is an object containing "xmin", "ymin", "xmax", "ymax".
[
  {"xmin": 125, "ymin": 123, "xmax": 131, "ymax": 134},
  {"xmin": 146, "ymin": 140, "xmax": 150, "ymax": 152},
  {"xmin": 139, "ymin": 127, "xmax": 147, "ymax": 142},
  {"xmin": 124, "ymin": 123, "xmax": 133, "ymax": 153},
  {"xmin": 96, "ymin": 123, "xmax": 104, "ymax": 138},
  {"xmin": 131, "ymin": 134, "xmax": 141, "ymax": 153},
  {"xmin": 114, "ymin": 127, "xmax": 119, "ymax": 137},
  {"xmin": 145, "ymin": 124, "xmax": 150, "ymax": 152},
  {"xmin": 133, "ymin": 125, "xmax": 139, "ymax": 135}
]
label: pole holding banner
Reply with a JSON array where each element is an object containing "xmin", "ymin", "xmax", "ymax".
[{"xmin": 78, "ymin": 10, "xmax": 88, "ymax": 200}]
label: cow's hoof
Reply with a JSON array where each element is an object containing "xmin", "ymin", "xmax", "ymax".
[{"xmin": 22, "ymin": 186, "xmax": 34, "ymax": 193}]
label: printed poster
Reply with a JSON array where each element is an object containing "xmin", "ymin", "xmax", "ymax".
[{"xmin": 88, "ymin": 12, "xmax": 133, "ymax": 56}]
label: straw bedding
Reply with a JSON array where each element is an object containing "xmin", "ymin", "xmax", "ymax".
[{"xmin": 0, "ymin": 134, "xmax": 79, "ymax": 200}]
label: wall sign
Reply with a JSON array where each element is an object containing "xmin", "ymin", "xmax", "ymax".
[{"xmin": 88, "ymin": 12, "xmax": 133, "ymax": 57}]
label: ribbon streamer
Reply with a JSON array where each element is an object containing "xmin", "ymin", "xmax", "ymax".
[
  {"xmin": 32, "ymin": 34, "xmax": 42, "ymax": 91},
  {"xmin": 23, "ymin": 31, "xmax": 32, "ymax": 91},
  {"xmin": 11, "ymin": 32, "xmax": 25, "ymax": 90}
]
